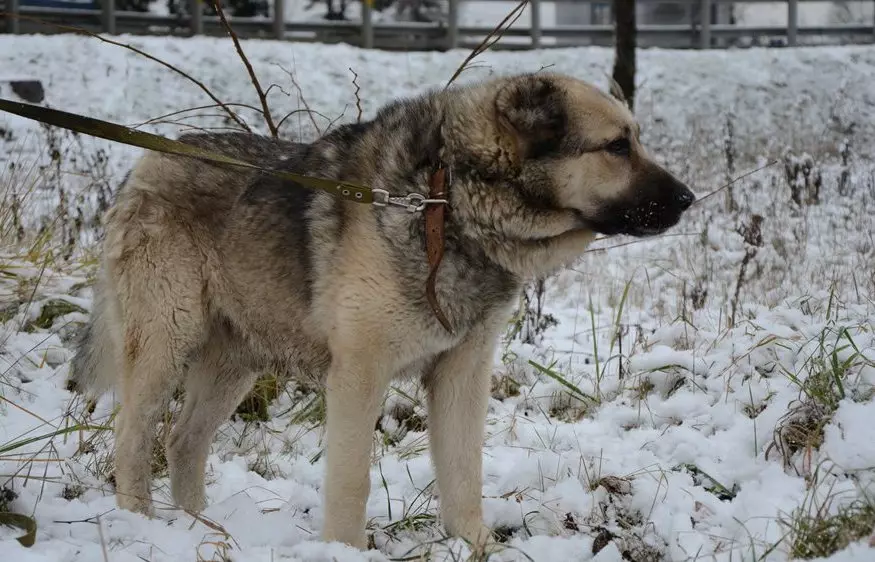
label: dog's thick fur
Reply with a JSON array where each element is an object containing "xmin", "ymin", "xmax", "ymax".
[{"xmin": 68, "ymin": 72, "xmax": 694, "ymax": 550}]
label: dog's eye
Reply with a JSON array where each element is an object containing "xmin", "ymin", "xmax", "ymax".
[{"xmin": 604, "ymin": 138, "xmax": 631, "ymax": 156}]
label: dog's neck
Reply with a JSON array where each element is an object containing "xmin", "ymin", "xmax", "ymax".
[{"xmin": 308, "ymin": 90, "xmax": 593, "ymax": 282}]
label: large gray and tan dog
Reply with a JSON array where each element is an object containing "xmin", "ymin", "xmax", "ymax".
[{"xmin": 67, "ymin": 72, "xmax": 694, "ymax": 551}]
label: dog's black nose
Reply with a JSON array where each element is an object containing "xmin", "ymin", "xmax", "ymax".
[{"xmin": 677, "ymin": 189, "xmax": 695, "ymax": 210}]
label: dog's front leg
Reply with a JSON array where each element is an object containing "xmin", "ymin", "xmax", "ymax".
[
  {"xmin": 425, "ymin": 319, "xmax": 501, "ymax": 550},
  {"xmin": 321, "ymin": 355, "xmax": 391, "ymax": 549}
]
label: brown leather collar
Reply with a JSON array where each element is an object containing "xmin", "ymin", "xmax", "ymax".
[{"xmin": 424, "ymin": 164, "xmax": 454, "ymax": 334}]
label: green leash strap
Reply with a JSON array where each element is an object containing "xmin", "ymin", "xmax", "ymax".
[
  {"xmin": 0, "ymin": 512, "xmax": 37, "ymax": 547},
  {"xmin": 0, "ymin": 98, "xmax": 376, "ymax": 204}
]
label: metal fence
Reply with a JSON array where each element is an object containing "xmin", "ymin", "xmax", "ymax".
[{"xmin": 2, "ymin": 0, "xmax": 875, "ymax": 50}]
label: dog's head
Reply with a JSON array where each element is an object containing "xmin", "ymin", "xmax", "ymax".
[{"xmin": 461, "ymin": 72, "xmax": 694, "ymax": 237}]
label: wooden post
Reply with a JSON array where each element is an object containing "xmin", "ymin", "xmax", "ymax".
[
  {"xmin": 699, "ymin": 0, "xmax": 711, "ymax": 49},
  {"xmin": 190, "ymin": 0, "xmax": 203, "ymax": 36},
  {"xmin": 102, "ymin": 0, "xmax": 116, "ymax": 34},
  {"xmin": 273, "ymin": 0, "xmax": 285, "ymax": 39},
  {"xmin": 362, "ymin": 0, "xmax": 373, "ymax": 49},
  {"xmin": 7, "ymin": 0, "xmax": 20, "ymax": 34},
  {"xmin": 447, "ymin": 0, "xmax": 459, "ymax": 50},
  {"xmin": 530, "ymin": 0, "xmax": 541, "ymax": 49},
  {"xmin": 787, "ymin": 0, "xmax": 798, "ymax": 46}
]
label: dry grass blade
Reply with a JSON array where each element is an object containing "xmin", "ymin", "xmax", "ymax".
[
  {"xmin": 209, "ymin": 0, "xmax": 278, "ymax": 138},
  {"xmin": 4, "ymin": 13, "xmax": 250, "ymax": 133},
  {"xmin": 444, "ymin": 0, "xmax": 530, "ymax": 89}
]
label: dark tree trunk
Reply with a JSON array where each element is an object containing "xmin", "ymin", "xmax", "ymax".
[{"xmin": 612, "ymin": 0, "xmax": 637, "ymax": 110}]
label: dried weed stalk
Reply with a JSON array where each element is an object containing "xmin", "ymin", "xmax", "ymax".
[
  {"xmin": 729, "ymin": 214, "xmax": 764, "ymax": 328},
  {"xmin": 350, "ymin": 68, "xmax": 364, "ymax": 123},
  {"xmin": 444, "ymin": 0, "xmax": 530, "ymax": 89},
  {"xmin": 210, "ymin": 0, "xmax": 278, "ymax": 137}
]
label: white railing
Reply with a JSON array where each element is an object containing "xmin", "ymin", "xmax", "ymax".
[{"xmin": 2, "ymin": 0, "xmax": 874, "ymax": 50}]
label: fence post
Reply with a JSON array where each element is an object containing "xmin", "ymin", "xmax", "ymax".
[
  {"xmin": 447, "ymin": 0, "xmax": 459, "ymax": 50},
  {"xmin": 273, "ymin": 0, "xmax": 285, "ymax": 39},
  {"xmin": 362, "ymin": 0, "xmax": 373, "ymax": 49},
  {"xmin": 530, "ymin": 0, "xmax": 541, "ymax": 48},
  {"xmin": 699, "ymin": 0, "xmax": 711, "ymax": 48},
  {"xmin": 787, "ymin": 0, "xmax": 798, "ymax": 46},
  {"xmin": 102, "ymin": 0, "xmax": 116, "ymax": 34},
  {"xmin": 190, "ymin": 0, "xmax": 203, "ymax": 35},
  {"xmin": 7, "ymin": 0, "xmax": 20, "ymax": 34}
]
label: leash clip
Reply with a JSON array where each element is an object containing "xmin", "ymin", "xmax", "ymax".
[{"xmin": 372, "ymin": 189, "xmax": 448, "ymax": 213}]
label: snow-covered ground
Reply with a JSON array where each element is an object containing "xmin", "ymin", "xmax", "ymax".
[{"xmin": 2, "ymin": 34, "xmax": 875, "ymax": 562}]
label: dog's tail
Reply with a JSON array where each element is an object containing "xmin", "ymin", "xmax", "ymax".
[{"xmin": 66, "ymin": 273, "xmax": 120, "ymax": 399}]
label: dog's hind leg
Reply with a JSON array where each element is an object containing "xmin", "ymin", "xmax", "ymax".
[
  {"xmin": 166, "ymin": 323, "xmax": 259, "ymax": 512},
  {"xmin": 109, "ymin": 232, "xmax": 207, "ymax": 516}
]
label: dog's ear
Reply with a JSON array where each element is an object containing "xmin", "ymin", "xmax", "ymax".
[
  {"xmin": 495, "ymin": 75, "xmax": 568, "ymax": 160},
  {"xmin": 607, "ymin": 75, "xmax": 627, "ymax": 106}
]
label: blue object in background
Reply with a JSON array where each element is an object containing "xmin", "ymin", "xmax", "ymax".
[{"xmin": 20, "ymin": 0, "xmax": 100, "ymax": 9}]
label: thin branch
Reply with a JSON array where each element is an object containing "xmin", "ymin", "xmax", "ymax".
[
  {"xmin": 444, "ymin": 0, "xmax": 529, "ymax": 89},
  {"xmin": 349, "ymin": 68, "xmax": 363, "ymax": 124},
  {"xmin": 692, "ymin": 159, "xmax": 779, "ymax": 207},
  {"xmin": 210, "ymin": 0, "xmax": 279, "ymax": 138},
  {"xmin": 128, "ymin": 102, "xmax": 266, "ymax": 129},
  {"xmin": 581, "ymin": 231, "xmax": 697, "ymax": 255},
  {"xmin": 276, "ymin": 109, "xmax": 331, "ymax": 133},
  {"xmin": 323, "ymin": 105, "xmax": 350, "ymax": 135},
  {"xmin": 272, "ymin": 62, "xmax": 323, "ymax": 136},
  {"xmin": 4, "ymin": 13, "xmax": 250, "ymax": 133}
]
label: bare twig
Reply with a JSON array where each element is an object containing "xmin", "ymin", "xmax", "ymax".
[
  {"xmin": 129, "ymin": 102, "xmax": 266, "ymax": 130},
  {"xmin": 692, "ymin": 160, "xmax": 779, "ymax": 207},
  {"xmin": 580, "ymin": 231, "xmax": 697, "ymax": 256},
  {"xmin": 96, "ymin": 513, "xmax": 110, "ymax": 562},
  {"xmin": 4, "ymin": 13, "xmax": 250, "ymax": 133},
  {"xmin": 445, "ymin": 0, "xmax": 529, "ymax": 89},
  {"xmin": 349, "ymin": 68, "xmax": 364, "ymax": 124},
  {"xmin": 53, "ymin": 509, "xmax": 116, "ymax": 525},
  {"xmin": 210, "ymin": 0, "xmax": 279, "ymax": 138},
  {"xmin": 276, "ymin": 109, "xmax": 331, "ymax": 133},
  {"xmin": 272, "ymin": 62, "xmax": 323, "ymax": 136}
]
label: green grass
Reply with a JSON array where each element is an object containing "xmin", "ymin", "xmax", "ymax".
[
  {"xmin": 783, "ymin": 497, "xmax": 875, "ymax": 559},
  {"xmin": 29, "ymin": 298, "xmax": 86, "ymax": 331}
]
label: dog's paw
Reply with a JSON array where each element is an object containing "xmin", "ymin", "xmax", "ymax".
[{"xmin": 116, "ymin": 495, "xmax": 155, "ymax": 518}]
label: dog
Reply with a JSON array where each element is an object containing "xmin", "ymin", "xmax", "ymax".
[{"xmin": 67, "ymin": 71, "xmax": 695, "ymax": 551}]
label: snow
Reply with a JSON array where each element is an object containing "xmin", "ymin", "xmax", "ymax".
[{"xmin": 2, "ymin": 32, "xmax": 875, "ymax": 562}]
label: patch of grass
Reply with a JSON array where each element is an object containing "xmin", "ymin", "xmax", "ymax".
[
  {"xmin": 289, "ymin": 390, "xmax": 326, "ymax": 429},
  {"xmin": 768, "ymin": 325, "xmax": 874, "ymax": 469},
  {"xmin": 28, "ymin": 298, "xmax": 86, "ymax": 331},
  {"xmin": 490, "ymin": 372, "xmax": 522, "ymax": 401},
  {"xmin": 783, "ymin": 498, "xmax": 875, "ymax": 559},
  {"xmin": 630, "ymin": 378, "xmax": 655, "ymax": 401},
  {"xmin": 61, "ymin": 484, "xmax": 85, "ymax": 501},
  {"xmin": 0, "ymin": 487, "xmax": 16, "ymax": 512},
  {"xmin": 234, "ymin": 372, "xmax": 283, "ymax": 422}
]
